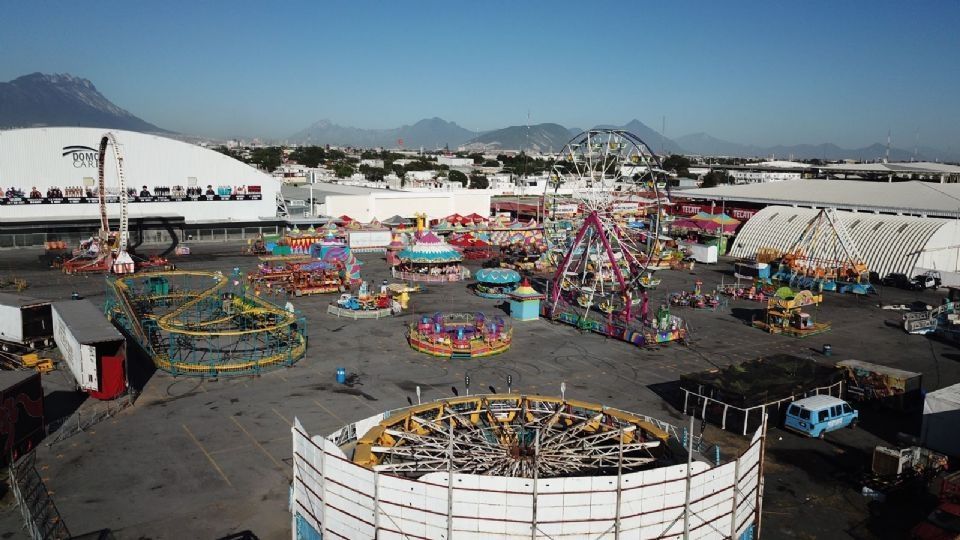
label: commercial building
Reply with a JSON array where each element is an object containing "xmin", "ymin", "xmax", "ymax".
[
  {"xmin": 729, "ymin": 205, "xmax": 960, "ymax": 279},
  {"xmin": 681, "ymin": 179, "xmax": 960, "ymax": 219},
  {"xmin": 0, "ymin": 127, "xmax": 284, "ymax": 247}
]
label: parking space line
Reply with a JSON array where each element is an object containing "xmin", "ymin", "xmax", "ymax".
[
  {"xmin": 208, "ymin": 435, "xmax": 290, "ymax": 456},
  {"xmin": 313, "ymin": 399, "xmax": 346, "ymax": 424},
  {"xmin": 272, "ymin": 407, "xmax": 293, "ymax": 426},
  {"xmin": 229, "ymin": 415, "xmax": 288, "ymax": 475},
  {"xmin": 353, "ymin": 394, "xmax": 381, "ymax": 413},
  {"xmin": 182, "ymin": 424, "xmax": 232, "ymax": 487}
]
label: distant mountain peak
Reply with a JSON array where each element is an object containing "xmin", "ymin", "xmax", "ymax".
[
  {"xmin": 0, "ymin": 72, "xmax": 167, "ymax": 133},
  {"xmin": 289, "ymin": 117, "xmax": 474, "ymax": 148}
]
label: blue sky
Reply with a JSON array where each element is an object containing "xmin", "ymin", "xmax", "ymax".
[{"xmin": 2, "ymin": 1, "xmax": 958, "ymax": 150}]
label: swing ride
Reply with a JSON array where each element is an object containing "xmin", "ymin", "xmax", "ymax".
[{"xmin": 543, "ymin": 129, "xmax": 686, "ymax": 346}]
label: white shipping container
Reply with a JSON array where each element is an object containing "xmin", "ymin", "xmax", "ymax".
[
  {"xmin": 52, "ymin": 300, "xmax": 125, "ymax": 397},
  {"xmin": 679, "ymin": 242, "xmax": 718, "ymax": 264},
  {"xmin": 922, "ymin": 382, "xmax": 960, "ymax": 457},
  {"xmin": 52, "ymin": 305, "xmax": 99, "ymax": 392},
  {"xmin": 348, "ymin": 230, "xmax": 392, "ymax": 249},
  {"xmin": 0, "ymin": 293, "xmax": 52, "ymax": 347}
]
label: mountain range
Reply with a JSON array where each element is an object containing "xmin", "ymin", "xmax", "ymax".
[
  {"xmin": 0, "ymin": 73, "xmax": 167, "ymax": 132},
  {"xmin": 289, "ymin": 117, "xmax": 476, "ymax": 149},
  {"xmin": 2, "ymin": 72, "xmax": 957, "ymax": 162}
]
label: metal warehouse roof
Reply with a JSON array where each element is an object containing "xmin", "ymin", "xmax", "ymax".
[
  {"xmin": 820, "ymin": 162, "xmax": 960, "ymax": 175},
  {"xmin": 52, "ymin": 300, "xmax": 124, "ymax": 344},
  {"xmin": 0, "ymin": 292, "xmax": 50, "ymax": 308},
  {"xmin": 683, "ymin": 180, "xmax": 960, "ymax": 217},
  {"xmin": 729, "ymin": 206, "xmax": 950, "ymax": 277}
]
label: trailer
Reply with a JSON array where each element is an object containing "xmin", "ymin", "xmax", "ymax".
[
  {"xmin": 679, "ymin": 241, "xmax": 718, "ymax": 264},
  {"xmin": 837, "ymin": 359, "xmax": 923, "ymax": 410},
  {"xmin": 0, "ymin": 370, "xmax": 45, "ymax": 465},
  {"xmin": 0, "ymin": 292, "xmax": 53, "ymax": 350},
  {"xmin": 52, "ymin": 300, "xmax": 127, "ymax": 401},
  {"xmin": 922, "ymin": 383, "xmax": 960, "ymax": 457}
]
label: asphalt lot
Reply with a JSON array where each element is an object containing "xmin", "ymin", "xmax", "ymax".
[{"xmin": 0, "ymin": 241, "xmax": 956, "ymax": 539}]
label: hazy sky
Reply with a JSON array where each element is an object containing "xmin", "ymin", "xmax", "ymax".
[{"xmin": 2, "ymin": 1, "xmax": 958, "ymax": 149}]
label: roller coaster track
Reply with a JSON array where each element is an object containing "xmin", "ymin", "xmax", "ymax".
[{"xmin": 108, "ymin": 270, "xmax": 306, "ymax": 376}]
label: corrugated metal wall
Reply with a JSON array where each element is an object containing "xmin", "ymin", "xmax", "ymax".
[{"xmin": 729, "ymin": 206, "xmax": 951, "ymax": 276}]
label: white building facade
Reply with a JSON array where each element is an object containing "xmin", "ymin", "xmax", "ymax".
[{"xmin": 0, "ymin": 127, "xmax": 282, "ymax": 225}]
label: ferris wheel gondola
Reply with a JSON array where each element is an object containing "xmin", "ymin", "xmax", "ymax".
[{"xmin": 545, "ymin": 129, "xmax": 665, "ymax": 325}]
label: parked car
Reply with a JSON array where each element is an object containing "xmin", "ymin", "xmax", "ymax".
[
  {"xmin": 784, "ymin": 395, "xmax": 858, "ymax": 438},
  {"xmin": 914, "ymin": 271, "xmax": 943, "ymax": 290},
  {"xmin": 882, "ymin": 272, "xmax": 922, "ymax": 290}
]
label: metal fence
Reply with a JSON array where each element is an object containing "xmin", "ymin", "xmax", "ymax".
[{"xmin": 8, "ymin": 450, "xmax": 71, "ymax": 540}]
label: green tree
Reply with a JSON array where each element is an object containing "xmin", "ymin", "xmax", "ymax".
[
  {"xmin": 700, "ymin": 170, "xmax": 732, "ymax": 188},
  {"xmin": 469, "ymin": 174, "xmax": 489, "ymax": 189},
  {"xmin": 290, "ymin": 146, "xmax": 327, "ymax": 167},
  {"xmin": 359, "ymin": 164, "xmax": 386, "ymax": 182},
  {"xmin": 335, "ymin": 164, "xmax": 355, "ymax": 178},
  {"xmin": 662, "ymin": 154, "xmax": 691, "ymax": 176},
  {"xmin": 391, "ymin": 163, "xmax": 406, "ymax": 178},
  {"xmin": 249, "ymin": 147, "xmax": 283, "ymax": 171},
  {"xmin": 448, "ymin": 170, "xmax": 468, "ymax": 187}
]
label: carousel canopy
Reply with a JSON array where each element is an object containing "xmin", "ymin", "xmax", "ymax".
[
  {"xmin": 397, "ymin": 232, "xmax": 463, "ymax": 263},
  {"xmin": 508, "ymin": 280, "xmax": 545, "ymax": 299},
  {"xmin": 475, "ymin": 268, "xmax": 520, "ymax": 284}
]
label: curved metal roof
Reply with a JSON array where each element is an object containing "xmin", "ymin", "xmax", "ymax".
[{"xmin": 729, "ymin": 206, "xmax": 950, "ymax": 276}]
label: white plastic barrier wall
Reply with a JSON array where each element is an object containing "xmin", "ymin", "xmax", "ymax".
[{"xmin": 292, "ymin": 418, "xmax": 763, "ymax": 539}]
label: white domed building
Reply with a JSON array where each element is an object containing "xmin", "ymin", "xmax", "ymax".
[{"xmin": 0, "ymin": 127, "xmax": 284, "ymax": 247}]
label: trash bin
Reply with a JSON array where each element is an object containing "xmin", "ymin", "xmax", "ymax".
[
  {"xmin": 336, "ymin": 367, "xmax": 346, "ymax": 384},
  {"xmin": 822, "ymin": 344, "xmax": 832, "ymax": 356}
]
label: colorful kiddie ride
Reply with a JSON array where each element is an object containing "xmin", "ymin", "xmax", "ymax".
[
  {"xmin": 669, "ymin": 280, "xmax": 723, "ymax": 310},
  {"xmin": 407, "ymin": 312, "xmax": 512, "ymax": 359},
  {"xmin": 473, "ymin": 268, "xmax": 521, "ymax": 299},
  {"xmin": 770, "ymin": 208, "xmax": 875, "ymax": 295},
  {"xmin": 327, "ymin": 281, "xmax": 398, "ymax": 319},
  {"xmin": 753, "ymin": 287, "xmax": 831, "ymax": 337},
  {"xmin": 393, "ymin": 232, "xmax": 466, "ymax": 283},
  {"xmin": 249, "ymin": 260, "xmax": 345, "ymax": 297},
  {"xmin": 720, "ymin": 281, "xmax": 769, "ymax": 302}
]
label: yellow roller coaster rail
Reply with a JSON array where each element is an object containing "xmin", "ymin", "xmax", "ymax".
[{"xmin": 107, "ymin": 270, "xmax": 307, "ymax": 377}]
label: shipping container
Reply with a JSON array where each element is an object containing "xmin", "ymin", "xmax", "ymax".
[
  {"xmin": 0, "ymin": 292, "xmax": 53, "ymax": 349},
  {"xmin": 347, "ymin": 230, "xmax": 392, "ymax": 251},
  {"xmin": 679, "ymin": 241, "xmax": 718, "ymax": 264},
  {"xmin": 0, "ymin": 370, "xmax": 45, "ymax": 465},
  {"xmin": 837, "ymin": 359, "xmax": 923, "ymax": 410},
  {"xmin": 52, "ymin": 300, "xmax": 127, "ymax": 400},
  {"xmin": 922, "ymin": 383, "xmax": 960, "ymax": 457}
]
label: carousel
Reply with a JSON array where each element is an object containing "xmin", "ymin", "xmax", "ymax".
[
  {"xmin": 392, "ymin": 232, "xmax": 466, "ymax": 283},
  {"xmin": 473, "ymin": 268, "xmax": 521, "ymax": 299},
  {"xmin": 328, "ymin": 280, "xmax": 400, "ymax": 320},
  {"xmin": 407, "ymin": 312, "xmax": 512, "ymax": 359}
]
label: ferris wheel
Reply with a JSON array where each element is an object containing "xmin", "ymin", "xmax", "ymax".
[{"xmin": 545, "ymin": 129, "xmax": 665, "ymax": 323}]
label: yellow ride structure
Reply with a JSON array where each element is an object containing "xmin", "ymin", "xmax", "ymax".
[
  {"xmin": 352, "ymin": 394, "xmax": 669, "ymax": 478},
  {"xmin": 105, "ymin": 270, "xmax": 306, "ymax": 377}
]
